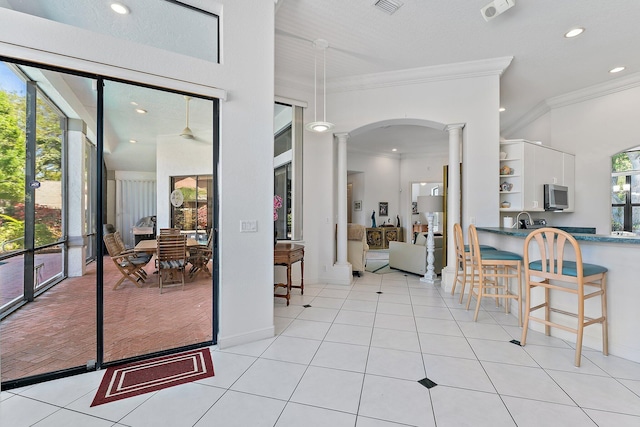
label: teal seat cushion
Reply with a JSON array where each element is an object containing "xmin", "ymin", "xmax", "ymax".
[
  {"xmin": 529, "ymin": 260, "xmax": 607, "ymax": 276},
  {"xmin": 464, "ymin": 245, "xmax": 496, "ymax": 251},
  {"xmin": 480, "ymin": 250, "xmax": 522, "ymax": 261}
]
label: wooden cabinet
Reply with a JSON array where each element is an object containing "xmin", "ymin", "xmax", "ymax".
[
  {"xmin": 366, "ymin": 227, "xmax": 404, "ymax": 249},
  {"xmin": 500, "ymin": 140, "xmax": 575, "ymax": 212}
]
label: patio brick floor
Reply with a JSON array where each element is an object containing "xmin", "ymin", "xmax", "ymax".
[{"xmin": 0, "ymin": 256, "xmax": 213, "ymax": 383}]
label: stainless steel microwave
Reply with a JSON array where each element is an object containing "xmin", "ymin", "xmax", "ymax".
[{"xmin": 544, "ymin": 184, "xmax": 568, "ymax": 211}]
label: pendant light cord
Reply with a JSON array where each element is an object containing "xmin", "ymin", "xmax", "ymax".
[{"xmin": 323, "ymin": 47, "xmax": 327, "ymax": 123}]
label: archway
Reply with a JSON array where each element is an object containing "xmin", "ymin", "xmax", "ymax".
[{"xmin": 335, "ymin": 118, "xmax": 464, "ymax": 289}]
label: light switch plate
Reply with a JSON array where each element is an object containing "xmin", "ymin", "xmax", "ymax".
[{"xmin": 240, "ymin": 220, "xmax": 257, "ymax": 232}]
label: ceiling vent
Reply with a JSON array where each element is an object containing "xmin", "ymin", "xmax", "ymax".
[{"xmin": 374, "ymin": 0, "xmax": 403, "ymax": 15}]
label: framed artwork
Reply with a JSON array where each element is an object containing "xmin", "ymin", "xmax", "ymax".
[
  {"xmin": 412, "ymin": 201, "xmax": 418, "ymax": 214},
  {"xmin": 379, "ymin": 202, "xmax": 388, "ymax": 217},
  {"xmin": 354, "ymin": 200, "xmax": 362, "ymax": 211}
]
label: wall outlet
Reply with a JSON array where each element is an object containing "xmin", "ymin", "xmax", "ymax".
[{"xmin": 240, "ymin": 220, "xmax": 257, "ymax": 232}]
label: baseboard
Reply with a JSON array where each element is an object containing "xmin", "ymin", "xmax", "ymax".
[{"xmin": 216, "ymin": 325, "xmax": 274, "ymax": 349}]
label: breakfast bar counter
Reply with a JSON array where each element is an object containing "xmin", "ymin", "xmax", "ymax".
[{"xmin": 475, "ymin": 226, "xmax": 640, "ymax": 364}]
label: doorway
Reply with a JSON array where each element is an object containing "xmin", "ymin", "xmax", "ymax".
[{"xmin": 0, "ymin": 58, "xmax": 219, "ymax": 389}]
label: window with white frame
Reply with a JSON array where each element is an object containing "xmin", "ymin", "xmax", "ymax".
[{"xmin": 274, "ymin": 102, "xmax": 303, "ymax": 240}]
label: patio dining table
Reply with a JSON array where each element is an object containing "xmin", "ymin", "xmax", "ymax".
[{"xmin": 133, "ymin": 237, "xmax": 199, "ymax": 254}]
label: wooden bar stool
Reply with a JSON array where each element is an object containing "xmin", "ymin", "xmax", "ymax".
[
  {"xmin": 450, "ymin": 223, "xmax": 497, "ymax": 303},
  {"xmin": 521, "ymin": 227, "xmax": 608, "ymax": 367},
  {"xmin": 467, "ymin": 224, "xmax": 523, "ymax": 326}
]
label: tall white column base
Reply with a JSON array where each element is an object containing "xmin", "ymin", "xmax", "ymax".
[
  {"xmin": 68, "ymin": 246, "xmax": 86, "ymax": 277},
  {"xmin": 440, "ymin": 265, "xmax": 457, "ymax": 292}
]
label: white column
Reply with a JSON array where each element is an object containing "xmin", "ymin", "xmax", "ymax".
[
  {"xmin": 441, "ymin": 123, "xmax": 464, "ymax": 291},
  {"xmin": 335, "ymin": 132, "xmax": 349, "ymax": 266},
  {"xmin": 66, "ymin": 119, "xmax": 87, "ymax": 277}
]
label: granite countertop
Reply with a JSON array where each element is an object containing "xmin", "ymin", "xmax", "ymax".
[{"xmin": 476, "ymin": 227, "xmax": 640, "ymax": 245}]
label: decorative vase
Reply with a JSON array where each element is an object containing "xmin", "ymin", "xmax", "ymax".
[{"xmin": 371, "ymin": 210, "xmax": 377, "ymax": 228}]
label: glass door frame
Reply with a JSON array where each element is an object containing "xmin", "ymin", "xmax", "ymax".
[{"xmin": 1, "ymin": 57, "xmax": 220, "ymax": 390}]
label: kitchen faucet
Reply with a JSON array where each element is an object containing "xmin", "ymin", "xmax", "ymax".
[{"xmin": 516, "ymin": 211, "xmax": 533, "ymax": 229}]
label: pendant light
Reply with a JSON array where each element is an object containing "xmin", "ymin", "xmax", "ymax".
[{"xmin": 306, "ymin": 39, "xmax": 334, "ymax": 133}]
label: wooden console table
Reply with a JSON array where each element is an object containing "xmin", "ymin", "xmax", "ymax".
[
  {"xmin": 274, "ymin": 242, "xmax": 304, "ymax": 306},
  {"xmin": 366, "ymin": 227, "xmax": 404, "ymax": 249}
]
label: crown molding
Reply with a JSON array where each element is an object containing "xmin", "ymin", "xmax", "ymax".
[
  {"xmin": 504, "ymin": 71, "xmax": 640, "ymax": 136},
  {"xmin": 329, "ymin": 56, "xmax": 513, "ymax": 93},
  {"xmin": 547, "ymin": 71, "xmax": 640, "ymax": 109},
  {"xmin": 501, "ymin": 100, "xmax": 550, "ymax": 137}
]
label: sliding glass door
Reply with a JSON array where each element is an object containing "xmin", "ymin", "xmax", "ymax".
[
  {"xmin": 101, "ymin": 80, "xmax": 215, "ymax": 364},
  {"xmin": 0, "ymin": 60, "xmax": 97, "ymax": 384},
  {"xmin": 1, "ymin": 59, "xmax": 218, "ymax": 388}
]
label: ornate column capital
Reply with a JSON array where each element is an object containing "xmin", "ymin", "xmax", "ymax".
[
  {"xmin": 334, "ymin": 132, "xmax": 350, "ymax": 142},
  {"xmin": 444, "ymin": 123, "xmax": 465, "ymax": 133}
]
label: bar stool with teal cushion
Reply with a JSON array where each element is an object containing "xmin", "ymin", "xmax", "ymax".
[
  {"xmin": 451, "ymin": 223, "xmax": 499, "ymax": 303},
  {"xmin": 521, "ymin": 228, "xmax": 608, "ymax": 367},
  {"xmin": 467, "ymin": 225, "xmax": 523, "ymax": 326}
]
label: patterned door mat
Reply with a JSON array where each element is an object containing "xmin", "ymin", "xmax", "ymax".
[{"xmin": 91, "ymin": 348, "xmax": 214, "ymax": 407}]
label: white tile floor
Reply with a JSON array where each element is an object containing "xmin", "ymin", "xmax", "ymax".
[{"xmin": 2, "ymin": 269, "xmax": 640, "ymax": 427}]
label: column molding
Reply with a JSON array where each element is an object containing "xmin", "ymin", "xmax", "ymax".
[
  {"xmin": 442, "ymin": 123, "xmax": 464, "ymax": 291},
  {"xmin": 335, "ymin": 132, "xmax": 349, "ymax": 266}
]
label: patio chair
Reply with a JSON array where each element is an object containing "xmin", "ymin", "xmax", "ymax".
[
  {"xmin": 157, "ymin": 234, "xmax": 187, "ymax": 293},
  {"xmin": 187, "ymin": 232, "xmax": 213, "ymax": 280},
  {"xmin": 103, "ymin": 233, "xmax": 150, "ymax": 290},
  {"xmin": 159, "ymin": 228, "xmax": 181, "ymax": 235},
  {"xmin": 114, "ymin": 231, "xmax": 152, "ymax": 263}
]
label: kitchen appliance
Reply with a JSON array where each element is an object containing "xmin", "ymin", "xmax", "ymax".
[
  {"xmin": 544, "ymin": 184, "xmax": 568, "ymax": 211},
  {"xmin": 518, "ymin": 218, "xmax": 547, "ymax": 229}
]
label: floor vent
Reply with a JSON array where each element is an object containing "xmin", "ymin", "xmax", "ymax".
[{"xmin": 374, "ymin": 0, "xmax": 403, "ymax": 15}]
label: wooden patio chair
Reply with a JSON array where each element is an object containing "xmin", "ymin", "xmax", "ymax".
[
  {"xmin": 187, "ymin": 232, "xmax": 213, "ymax": 280},
  {"xmin": 159, "ymin": 228, "xmax": 181, "ymax": 235},
  {"xmin": 103, "ymin": 233, "xmax": 150, "ymax": 290},
  {"xmin": 157, "ymin": 234, "xmax": 187, "ymax": 293}
]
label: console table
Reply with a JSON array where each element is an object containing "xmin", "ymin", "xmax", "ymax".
[
  {"xmin": 366, "ymin": 227, "xmax": 404, "ymax": 249},
  {"xmin": 274, "ymin": 242, "xmax": 304, "ymax": 306}
]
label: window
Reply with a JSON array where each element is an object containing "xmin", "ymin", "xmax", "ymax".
[
  {"xmin": 170, "ymin": 175, "xmax": 213, "ymax": 243},
  {"xmin": 611, "ymin": 150, "xmax": 640, "ymax": 233},
  {"xmin": 274, "ymin": 102, "xmax": 303, "ymax": 240}
]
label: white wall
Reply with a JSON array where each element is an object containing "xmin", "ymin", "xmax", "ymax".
[
  {"xmin": 278, "ymin": 68, "xmax": 501, "ymax": 285},
  {"xmin": 508, "ymin": 81, "xmax": 640, "ymax": 233},
  {"xmin": 347, "ymin": 150, "xmax": 449, "ymax": 235},
  {"xmin": 0, "ymin": 1, "xmax": 276, "ymax": 349},
  {"xmin": 347, "ymin": 152, "xmax": 401, "ymax": 228}
]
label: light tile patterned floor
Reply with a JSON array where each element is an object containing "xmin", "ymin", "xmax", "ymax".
[{"xmin": 2, "ymin": 269, "xmax": 640, "ymax": 426}]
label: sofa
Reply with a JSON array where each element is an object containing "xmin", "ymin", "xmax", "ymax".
[
  {"xmin": 389, "ymin": 232, "xmax": 443, "ymax": 276},
  {"xmin": 347, "ymin": 223, "xmax": 369, "ymax": 276}
]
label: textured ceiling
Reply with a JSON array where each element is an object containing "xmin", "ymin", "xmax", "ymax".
[
  {"xmin": 3, "ymin": 0, "xmax": 640, "ymax": 163},
  {"xmin": 276, "ymin": 0, "xmax": 640, "ymax": 152}
]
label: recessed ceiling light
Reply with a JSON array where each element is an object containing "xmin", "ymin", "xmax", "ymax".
[
  {"xmin": 130, "ymin": 101, "xmax": 138, "ymax": 106},
  {"xmin": 135, "ymin": 108, "xmax": 147, "ymax": 114},
  {"xmin": 111, "ymin": 2, "xmax": 130, "ymax": 15},
  {"xmin": 392, "ymin": 148, "xmax": 397, "ymax": 152},
  {"xmin": 609, "ymin": 66, "xmax": 626, "ymax": 74},
  {"xmin": 564, "ymin": 27, "xmax": 584, "ymax": 38},
  {"xmin": 499, "ymin": 107, "xmax": 506, "ymax": 112},
  {"xmin": 129, "ymin": 139, "xmax": 137, "ymax": 144},
  {"xmin": 420, "ymin": 182, "xmax": 426, "ymax": 186}
]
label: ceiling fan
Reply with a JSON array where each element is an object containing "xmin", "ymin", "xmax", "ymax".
[{"xmin": 180, "ymin": 95, "xmax": 195, "ymax": 139}]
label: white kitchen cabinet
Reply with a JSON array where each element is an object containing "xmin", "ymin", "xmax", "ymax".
[{"xmin": 499, "ymin": 139, "xmax": 574, "ymax": 212}]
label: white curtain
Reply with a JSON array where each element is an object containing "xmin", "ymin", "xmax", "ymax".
[{"xmin": 116, "ymin": 179, "xmax": 157, "ymax": 248}]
